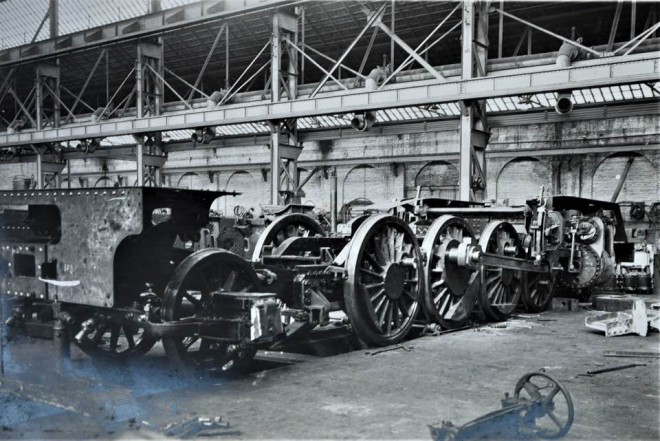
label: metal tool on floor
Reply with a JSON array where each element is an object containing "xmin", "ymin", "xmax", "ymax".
[
  {"xmin": 429, "ymin": 372, "xmax": 574, "ymax": 440},
  {"xmin": 164, "ymin": 416, "xmax": 240, "ymax": 438},
  {"xmin": 583, "ymin": 363, "xmax": 646, "ymax": 376}
]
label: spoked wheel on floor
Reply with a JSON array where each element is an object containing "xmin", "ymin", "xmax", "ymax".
[
  {"xmin": 514, "ymin": 372, "xmax": 574, "ymax": 439},
  {"xmin": 251, "ymin": 213, "xmax": 326, "ymax": 261},
  {"xmin": 478, "ymin": 221, "xmax": 524, "ymax": 321},
  {"xmin": 344, "ymin": 214, "xmax": 423, "ymax": 346},
  {"xmin": 162, "ymin": 249, "xmax": 261, "ymax": 375},
  {"xmin": 421, "ymin": 215, "xmax": 480, "ymax": 329},
  {"xmin": 71, "ymin": 307, "xmax": 157, "ymax": 361}
]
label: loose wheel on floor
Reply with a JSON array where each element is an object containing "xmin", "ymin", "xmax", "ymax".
[
  {"xmin": 251, "ymin": 213, "xmax": 325, "ymax": 261},
  {"xmin": 71, "ymin": 308, "xmax": 156, "ymax": 361},
  {"xmin": 478, "ymin": 221, "xmax": 524, "ymax": 321},
  {"xmin": 514, "ymin": 372, "xmax": 574, "ymax": 439},
  {"xmin": 344, "ymin": 214, "xmax": 423, "ymax": 346},
  {"xmin": 162, "ymin": 248, "xmax": 261, "ymax": 375},
  {"xmin": 421, "ymin": 215, "xmax": 479, "ymax": 329}
]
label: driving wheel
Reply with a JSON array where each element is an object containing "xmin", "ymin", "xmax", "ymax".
[
  {"xmin": 251, "ymin": 213, "xmax": 325, "ymax": 261},
  {"xmin": 478, "ymin": 221, "xmax": 524, "ymax": 321},
  {"xmin": 421, "ymin": 215, "xmax": 479, "ymax": 329},
  {"xmin": 514, "ymin": 372, "xmax": 575, "ymax": 439},
  {"xmin": 344, "ymin": 214, "xmax": 423, "ymax": 346},
  {"xmin": 162, "ymin": 249, "xmax": 261, "ymax": 375}
]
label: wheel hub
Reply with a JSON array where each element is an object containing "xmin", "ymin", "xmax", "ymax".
[{"xmin": 383, "ymin": 263, "xmax": 406, "ymax": 299}]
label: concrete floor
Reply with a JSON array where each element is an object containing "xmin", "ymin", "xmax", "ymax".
[{"xmin": 0, "ymin": 307, "xmax": 658, "ymax": 440}]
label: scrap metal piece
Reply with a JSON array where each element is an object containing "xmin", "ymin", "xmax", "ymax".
[
  {"xmin": 584, "ymin": 363, "xmax": 646, "ymax": 376},
  {"xmin": 585, "ymin": 300, "xmax": 660, "ymax": 337},
  {"xmin": 603, "ymin": 350, "xmax": 660, "ymax": 359}
]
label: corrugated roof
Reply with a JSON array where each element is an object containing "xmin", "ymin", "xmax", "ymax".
[{"xmin": 0, "ymin": 0, "xmax": 198, "ymax": 49}]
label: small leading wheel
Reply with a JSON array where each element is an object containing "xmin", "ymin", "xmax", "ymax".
[
  {"xmin": 421, "ymin": 215, "xmax": 478, "ymax": 329},
  {"xmin": 522, "ymin": 270, "xmax": 556, "ymax": 313},
  {"xmin": 251, "ymin": 213, "xmax": 325, "ymax": 261},
  {"xmin": 344, "ymin": 214, "xmax": 423, "ymax": 346},
  {"xmin": 514, "ymin": 372, "xmax": 575, "ymax": 439},
  {"xmin": 162, "ymin": 249, "xmax": 261, "ymax": 375},
  {"xmin": 478, "ymin": 221, "xmax": 524, "ymax": 321},
  {"xmin": 71, "ymin": 308, "xmax": 156, "ymax": 361}
]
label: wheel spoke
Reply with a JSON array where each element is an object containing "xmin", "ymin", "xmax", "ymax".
[
  {"xmin": 378, "ymin": 298, "xmax": 391, "ymax": 327},
  {"xmin": 384, "ymin": 302, "xmax": 393, "ymax": 333},
  {"xmin": 364, "ymin": 251, "xmax": 384, "ymax": 272},
  {"xmin": 370, "ymin": 288, "xmax": 386, "ymax": 303},
  {"xmin": 361, "ymin": 267, "xmax": 383, "ymax": 280},
  {"xmin": 223, "ymin": 270, "xmax": 237, "ymax": 291},
  {"xmin": 364, "ymin": 282, "xmax": 384, "ymax": 291},
  {"xmin": 547, "ymin": 411, "xmax": 563, "ymax": 429},
  {"xmin": 397, "ymin": 298, "xmax": 409, "ymax": 318},
  {"xmin": 183, "ymin": 292, "xmax": 203, "ymax": 311}
]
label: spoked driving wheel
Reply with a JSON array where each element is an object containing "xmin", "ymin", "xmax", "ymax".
[
  {"xmin": 514, "ymin": 372, "xmax": 574, "ymax": 439},
  {"xmin": 344, "ymin": 214, "xmax": 423, "ymax": 346},
  {"xmin": 421, "ymin": 215, "xmax": 479, "ymax": 329},
  {"xmin": 162, "ymin": 249, "xmax": 261, "ymax": 375},
  {"xmin": 522, "ymin": 270, "xmax": 556, "ymax": 313},
  {"xmin": 251, "ymin": 213, "xmax": 325, "ymax": 261},
  {"xmin": 478, "ymin": 221, "xmax": 524, "ymax": 321},
  {"xmin": 72, "ymin": 308, "xmax": 156, "ymax": 361}
]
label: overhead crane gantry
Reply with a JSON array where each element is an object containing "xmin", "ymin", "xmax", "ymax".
[{"xmin": 0, "ymin": 0, "xmax": 658, "ymax": 203}]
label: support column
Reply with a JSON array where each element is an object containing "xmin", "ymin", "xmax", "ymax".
[
  {"xmin": 459, "ymin": 1, "xmax": 489, "ymax": 202},
  {"xmin": 269, "ymin": 11, "xmax": 300, "ymax": 205},
  {"xmin": 49, "ymin": 0, "xmax": 59, "ymax": 39},
  {"xmin": 136, "ymin": 40, "xmax": 163, "ymax": 118},
  {"xmin": 271, "ymin": 11, "xmax": 298, "ymax": 102},
  {"xmin": 269, "ymin": 119, "xmax": 302, "ymax": 205},
  {"xmin": 35, "ymin": 62, "xmax": 60, "ymax": 129}
]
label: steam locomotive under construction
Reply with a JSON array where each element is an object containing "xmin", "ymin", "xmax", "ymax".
[{"xmin": 0, "ymin": 187, "xmax": 629, "ymax": 373}]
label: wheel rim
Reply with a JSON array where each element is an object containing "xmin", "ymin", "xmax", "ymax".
[
  {"xmin": 478, "ymin": 221, "xmax": 524, "ymax": 321},
  {"xmin": 251, "ymin": 214, "xmax": 325, "ymax": 261},
  {"xmin": 514, "ymin": 372, "xmax": 574, "ymax": 439},
  {"xmin": 72, "ymin": 309, "xmax": 156, "ymax": 360},
  {"xmin": 421, "ymin": 215, "xmax": 477, "ymax": 329},
  {"xmin": 345, "ymin": 214, "xmax": 422, "ymax": 346},
  {"xmin": 162, "ymin": 249, "xmax": 260, "ymax": 374}
]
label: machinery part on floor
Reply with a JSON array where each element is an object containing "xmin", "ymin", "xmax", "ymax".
[
  {"xmin": 71, "ymin": 307, "xmax": 156, "ymax": 360},
  {"xmin": 421, "ymin": 215, "xmax": 478, "ymax": 329},
  {"xmin": 602, "ymin": 350, "xmax": 660, "ymax": 359},
  {"xmin": 478, "ymin": 221, "xmax": 524, "ymax": 321},
  {"xmin": 344, "ymin": 214, "xmax": 423, "ymax": 346},
  {"xmin": 585, "ymin": 299, "xmax": 660, "ymax": 337},
  {"xmin": 161, "ymin": 248, "xmax": 282, "ymax": 374},
  {"xmin": 429, "ymin": 371, "xmax": 574, "ymax": 441},
  {"xmin": 252, "ymin": 213, "xmax": 326, "ymax": 262}
]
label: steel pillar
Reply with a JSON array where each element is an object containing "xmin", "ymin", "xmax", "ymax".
[
  {"xmin": 49, "ymin": 0, "xmax": 59, "ymax": 39},
  {"xmin": 35, "ymin": 62, "xmax": 60, "ymax": 129},
  {"xmin": 271, "ymin": 11, "xmax": 298, "ymax": 102},
  {"xmin": 459, "ymin": 0, "xmax": 489, "ymax": 202},
  {"xmin": 269, "ymin": 119, "xmax": 301, "ymax": 205},
  {"xmin": 136, "ymin": 40, "xmax": 163, "ymax": 118},
  {"xmin": 269, "ymin": 11, "xmax": 300, "ymax": 204}
]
